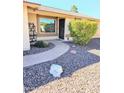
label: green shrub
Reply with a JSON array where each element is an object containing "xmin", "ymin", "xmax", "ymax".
[
  {"xmin": 34, "ymin": 41, "xmax": 49, "ymax": 48},
  {"xmin": 69, "ymin": 19, "xmax": 98, "ymax": 45}
]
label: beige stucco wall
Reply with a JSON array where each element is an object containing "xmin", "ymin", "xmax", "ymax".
[
  {"xmin": 37, "ymin": 36, "xmax": 59, "ymax": 40},
  {"xmin": 28, "ymin": 13, "xmax": 38, "ymax": 32},
  {"xmin": 23, "ymin": 5, "xmax": 30, "ymax": 50},
  {"xmin": 64, "ymin": 18, "xmax": 71, "ymax": 35},
  {"xmin": 64, "ymin": 18, "xmax": 73, "ymax": 41}
]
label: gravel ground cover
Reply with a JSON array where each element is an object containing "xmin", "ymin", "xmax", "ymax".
[
  {"xmin": 23, "ymin": 38, "xmax": 100, "ymax": 93},
  {"xmin": 86, "ymin": 38, "xmax": 100, "ymax": 50},
  {"xmin": 29, "ymin": 63, "xmax": 100, "ymax": 93},
  {"xmin": 23, "ymin": 43, "xmax": 55, "ymax": 56}
]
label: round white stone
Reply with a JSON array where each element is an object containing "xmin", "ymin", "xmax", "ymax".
[{"xmin": 50, "ymin": 64, "xmax": 63, "ymax": 77}]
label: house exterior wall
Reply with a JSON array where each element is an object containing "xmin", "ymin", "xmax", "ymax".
[
  {"xmin": 23, "ymin": 5, "xmax": 30, "ymax": 51},
  {"xmin": 27, "ymin": 8, "xmax": 60, "ymax": 41},
  {"xmin": 28, "ymin": 13, "xmax": 38, "ymax": 32},
  {"xmin": 64, "ymin": 18, "xmax": 71, "ymax": 35},
  {"xmin": 23, "ymin": 1, "xmax": 100, "ymax": 51},
  {"xmin": 64, "ymin": 18, "xmax": 73, "ymax": 41},
  {"xmin": 37, "ymin": 36, "xmax": 59, "ymax": 40}
]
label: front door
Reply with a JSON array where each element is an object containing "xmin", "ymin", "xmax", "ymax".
[{"xmin": 59, "ymin": 19, "xmax": 65, "ymax": 39}]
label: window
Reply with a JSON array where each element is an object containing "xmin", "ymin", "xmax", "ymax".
[{"xmin": 39, "ymin": 18, "xmax": 56, "ymax": 33}]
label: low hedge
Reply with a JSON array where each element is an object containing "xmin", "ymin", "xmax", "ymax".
[
  {"xmin": 34, "ymin": 41, "xmax": 49, "ymax": 48},
  {"xmin": 69, "ymin": 19, "xmax": 98, "ymax": 45}
]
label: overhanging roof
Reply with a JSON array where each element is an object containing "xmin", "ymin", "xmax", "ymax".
[
  {"xmin": 38, "ymin": 5, "xmax": 99, "ymax": 20},
  {"xmin": 24, "ymin": 1, "xmax": 99, "ymax": 21},
  {"xmin": 23, "ymin": 1, "xmax": 41, "ymax": 9}
]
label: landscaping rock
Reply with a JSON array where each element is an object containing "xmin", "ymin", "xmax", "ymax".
[
  {"xmin": 50, "ymin": 64, "xmax": 63, "ymax": 77},
  {"xmin": 70, "ymin": 50, "xmax": 77, "ymax": 54}
]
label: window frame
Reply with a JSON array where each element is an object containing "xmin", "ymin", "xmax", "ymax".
[{"xmin": 37, "ymin": 15, "xmax": 57, "ymax": 35}]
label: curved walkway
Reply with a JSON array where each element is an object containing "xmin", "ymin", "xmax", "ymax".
[{"xmin": 23, "ymin": 40, "xmax": 70, "ymax": 67}]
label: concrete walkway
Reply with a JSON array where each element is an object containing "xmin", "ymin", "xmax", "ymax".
[{"xmin": 23, "ymin": 40, "xmax": 70, "ymax": 67}]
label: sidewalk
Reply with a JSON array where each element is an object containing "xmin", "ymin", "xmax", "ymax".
[{"xmin": 23, "ymin": 40, "xmax": 70, "ymax": 67}]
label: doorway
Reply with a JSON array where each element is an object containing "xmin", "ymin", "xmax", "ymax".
[{"xmin": 59, "ymin": 19, "xmax": 65, "ymax": 39}]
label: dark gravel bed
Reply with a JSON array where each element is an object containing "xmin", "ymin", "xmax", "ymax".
[
  {"xmin": 86, "ymin": 38, "xmax": 100, "ymax": 50},
  {"xmin": 23, "ymin": 38, "xmax": 100, "ymax": 93},
  {"xmin": 23, "ymin": 43, "xmax": 55, "ymax": 56}
]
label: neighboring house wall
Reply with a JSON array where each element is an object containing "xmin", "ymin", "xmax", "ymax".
[{"xmin": 23, "ymin": 5, "xmax": 30, "ymax": 50}]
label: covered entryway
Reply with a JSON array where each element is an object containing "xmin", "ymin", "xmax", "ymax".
[{"xmin": 59, "ymin": 19, "xmax": 65, "ymax": 39}]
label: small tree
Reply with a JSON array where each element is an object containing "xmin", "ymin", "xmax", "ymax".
[
  {"xmin": 71, "ymin": 5, "xmax": 78, "ymax": 13},
  {"xmin": 69, "ymin": 19, "xmax": 98, "ymax": 45}
]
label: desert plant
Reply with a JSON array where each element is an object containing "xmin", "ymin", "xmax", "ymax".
[
  {"xmin": 69, "ymin": 19, "xmax": 98, "ymax": 45},
  {"xmin": 34, "ymin": 41, "xmax": 49, "ymax": 48}
]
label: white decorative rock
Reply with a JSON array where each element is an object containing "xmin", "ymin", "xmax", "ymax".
[
  {"xmin": 50, "ymin": 64, "xmax": 63, "ymax": 77},
  {"xmin": 70, "ymin": 50, "xmax": 77, "ymax": 54}
]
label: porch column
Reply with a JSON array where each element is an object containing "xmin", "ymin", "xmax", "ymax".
[
  {"xmin": 56, "ymin": 17, "xmax": 59, "ymax": 37},
  {"xmin": 23, "ymin": 5, "xmax": 30, "ymax": 50}
]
